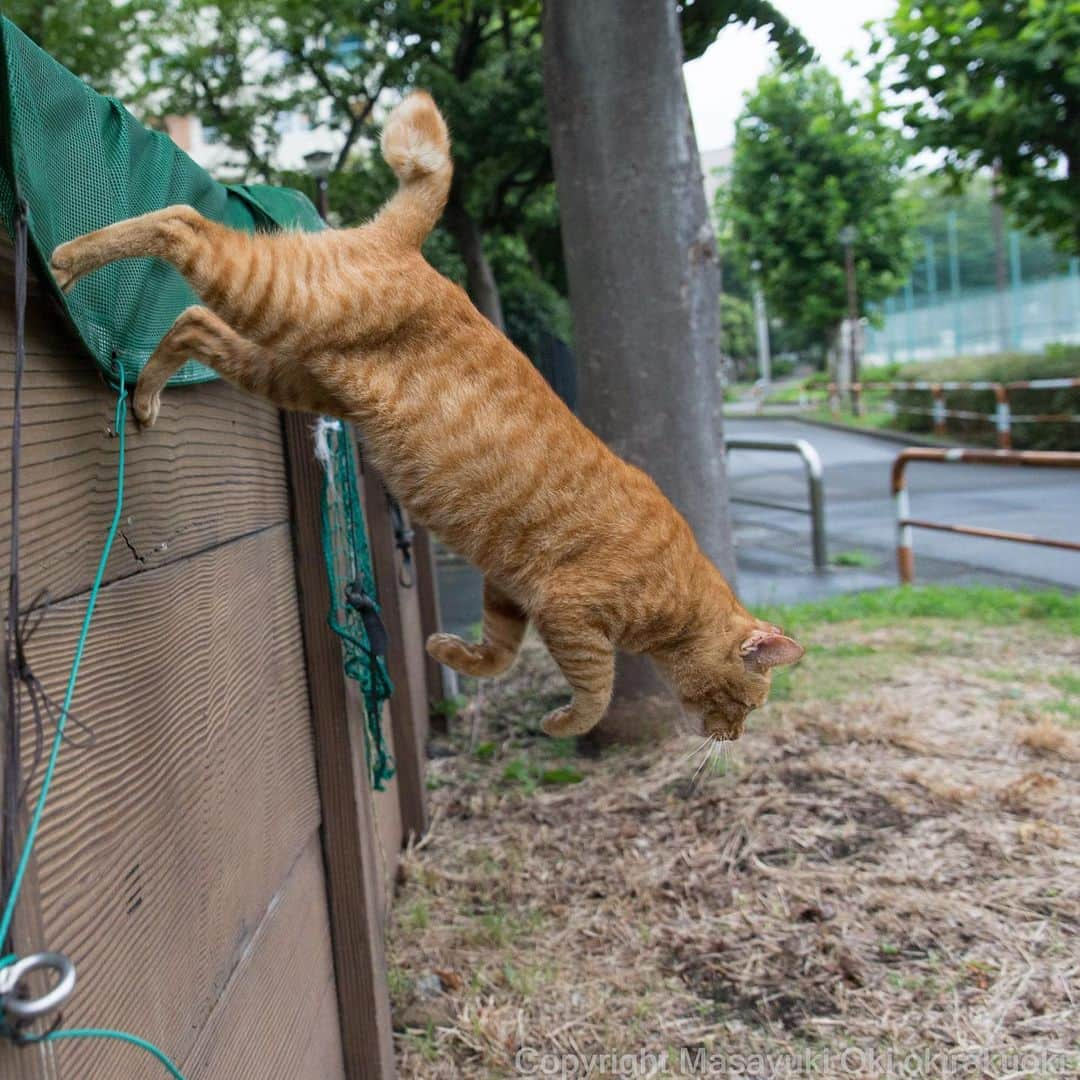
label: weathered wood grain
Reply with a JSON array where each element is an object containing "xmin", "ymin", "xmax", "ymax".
[
  {"xmin": 412, "ymin": 525, "xmax": 448, "ymax": 728},
  {"xmin": 13, "ymin": 528, "xmax": 320, "ymax": 1077},
  {"xmin": 282, "ymin": 412, "xmax": 396, "ymax": 1080},
  {"xmin": 361, "ymin": 462, "xmax": 429, "ymax": 841},
  {"xmin": 346, "ymin": 675, "xmax": 402, "ymax": 912},
  {"xmin": 0, "ymin": 258, "xmax": 290, "ymax": 609},
  {"xmin": 180, "ymin": 836, "xmax": 345, "ymax": 1080}
]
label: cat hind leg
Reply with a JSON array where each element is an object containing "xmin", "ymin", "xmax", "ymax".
[{"xmin": 536, "ymin": 618, "xmax": 615, "ymax": 737}]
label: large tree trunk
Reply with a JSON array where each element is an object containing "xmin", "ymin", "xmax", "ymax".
[
  {"xmin": 542, "ymin": 0, "xmax": 735, "ymax": 743},
  {"xmin": 444, "ymin": 190, "xmax": 505, "ymax": 331}
]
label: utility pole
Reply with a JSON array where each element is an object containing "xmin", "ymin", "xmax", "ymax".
[
  {"xmin": 750, "ymin": 259, "xmax": 771, "ymax": 387},
  {"xmin": 947, "ymin": 209, "xmax": 962, "ymax": 355},
  {"xmin": 304, "ymin": 149, "xmax": 332, "ymax": 221},
  {"xmin": 839, "ymin": 225, "xmax": 860, "ymax": 414},
  {"xmin": 991, "ymin": 159, "xmax": 1009, "ymax": 351}
]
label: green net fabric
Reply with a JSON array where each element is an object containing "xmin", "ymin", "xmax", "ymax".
[
  {"xmin": 0, "ymin": 16, "xmax": 394, "ymax": 782},
  {"xmin": 0, "ymin": 15, "xmax": 322, "ymax": 387}
]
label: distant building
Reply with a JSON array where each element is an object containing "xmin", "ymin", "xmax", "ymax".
[
  {"xmin": 699, "ymin": 146, "xmax": 732, "ymax": 213},
  {"xmin": 161, "ymin": 111, "xmax": 352, "ymax": 181}
]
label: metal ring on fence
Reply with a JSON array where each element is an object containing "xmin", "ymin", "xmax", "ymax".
[{"xmin": 0, "ymin": 952, "xmax": 76, "ymax": 1021}]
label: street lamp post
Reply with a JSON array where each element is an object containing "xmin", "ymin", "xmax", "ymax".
[
  {"xmin": 839, "ymin": 224, "xmax": 861, "ymax": 415},
  {"xmin": 303, "ymin": 149, "xmax": 333, "ymax": 222},
  {"xmin": 750, "ymin": 258, "xmax": 771, "ymax": 389}
]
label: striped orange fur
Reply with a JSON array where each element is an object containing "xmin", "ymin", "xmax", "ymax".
[{"xmin": 50, "ymin": 91, "xmax": 803, "ymax": 741}]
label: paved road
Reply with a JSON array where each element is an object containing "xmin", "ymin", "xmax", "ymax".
[
  {"xmin": 726, "ymin": 418, "xmax": 1080, "ymax": 605},
  {"xmin": 435, "ymin": 418, "xmax": 1079, "ymax": 635}
]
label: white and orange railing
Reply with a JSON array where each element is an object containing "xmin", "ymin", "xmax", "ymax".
[
  {"xmin": 891, "ymin": 448, "xmax": 1080, "ymax": 583},
  {"xmin": 821, "ymin": 378, "xmax": 1080, "ymax": 448}
]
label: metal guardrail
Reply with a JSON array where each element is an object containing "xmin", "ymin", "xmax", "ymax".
[
  {"xmin": 725, "ymin": 436, "xmax": 828, "ymax": 571},
  {"xmin": 891, "ymin": 447, "xmax": 1080, "ymax": 583}
]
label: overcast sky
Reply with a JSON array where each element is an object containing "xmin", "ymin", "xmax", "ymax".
[{"xmin": 684, "ymin": 0, "xmax": 897, "ymax": 151}]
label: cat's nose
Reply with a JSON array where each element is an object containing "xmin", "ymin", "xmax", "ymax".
[{"xmin": 705, "ymin": 712, "xmax": 745, "ymax": 741}]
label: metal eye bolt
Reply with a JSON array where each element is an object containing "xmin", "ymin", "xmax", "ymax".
[{"xmin": 0, "ymin": 952, "xmax": 77, "ymax": 1021}]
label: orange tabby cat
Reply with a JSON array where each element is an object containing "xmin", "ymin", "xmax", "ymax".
[{"xmin": 50, "ymin": 91, "xmax": 803, "ymax": 741}]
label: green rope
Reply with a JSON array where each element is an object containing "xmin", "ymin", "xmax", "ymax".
[
  {"xmin": 1, "ymin": 383, "xmax": 185, "ymax": 1079},
  {"xmin": 28, "ymin": 1027, "xmax": 185, "ymax": 1079},
  {"xmin": 0, "ymin": 384, "xmax": 128, "ymax": 947},
  {"xmin": 317, "ymin": 420, "xmax": 395, "ymax": 789}
]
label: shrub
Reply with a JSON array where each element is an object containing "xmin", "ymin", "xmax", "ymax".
[{"xmin": 876, "ymin": 348, "xmax": 1080, "ymax": 449}]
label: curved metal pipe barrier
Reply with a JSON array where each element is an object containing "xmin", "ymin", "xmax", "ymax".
[
  {"xmin": 725, "ymin": 437, "xmax": 828, "ymax": 571},
  {"xmin": 891, "ymin": 447, "xmax": 1080, "ymax": 583}
]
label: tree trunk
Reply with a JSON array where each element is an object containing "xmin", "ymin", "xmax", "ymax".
[
  {"xmin": 542, "ymin": 0, "xmax": 735, "ymax": 743},
  {"xmin": 444, "ymin": 191, "xmax": 505, "ymax": 331}
]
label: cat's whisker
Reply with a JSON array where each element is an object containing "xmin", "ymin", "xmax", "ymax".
[
  {"xmin": 686, "ymin": 739, "xmax": 715, "ymax": 794},
  {"xmin": 677, "ymin": 735, "xmax": 712, "ymax": 765}
]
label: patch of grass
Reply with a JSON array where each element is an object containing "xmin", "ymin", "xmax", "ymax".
[
  {"xmin": 805, "ymin": 406, "xmax": 899, "ymax": 431},
  {"xmin": 500, "ymin": 756, "xmax": 584, "ymax": 791},
  {"xmin": 759, "ymin": 586, "xmax": 1080, "ymax": 637},
  {"xmin": 538, "ymin": 765, "xmax": 585, "ymax": 786},
  {"xmin": 401, "ymin": 898, "xmax": 430, "ymax": 932},
  {"xmin": 399, "ymin": 1023, "xmax": 440, "ymax": 1063},
  {"xmin": 776, "ymin": 648, "xmax": 907, "ymax": 704},
  {"xmin": 1050, "ymin": 672, "xmax": 1080, "ymax": 697},
  {"xmin": 1049, "ymin": 698, "xmax": 1080, "ymax": 728},
  {"xmin": 810, "ymin": 642, "xmax": 878, "ymax": 657},
  {"xmin": 431, "ymin": 695, "xmax": 468, "ymax": 721},
  {"xmin": 474, "ymin": 740, "xmax": 497, "ymax": 761},
  {"xmin": 831, "ymin": 549, "xmax": 878, "ymax": 568},
  {"xmin": 985, "ymin": 668, "xmax": 1029, "ymax": 683}
]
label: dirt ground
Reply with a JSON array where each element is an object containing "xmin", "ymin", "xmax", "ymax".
[{"xmin": 387, "ymin": 617, "xmax": 1079, "ymax": 1078}]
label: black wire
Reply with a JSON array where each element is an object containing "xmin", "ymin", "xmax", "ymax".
[{"xmin": 2, "ymin": 201, "xmax": 29, "ymax": 950}]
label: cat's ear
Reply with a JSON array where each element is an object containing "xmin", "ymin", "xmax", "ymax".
[{"xmin": 740, "ymin": 628, "xmax": 804, "ymax": 671}]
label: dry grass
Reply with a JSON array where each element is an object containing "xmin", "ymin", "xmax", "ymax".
[{"xmin": 387, "ymin": 618, "xmax": 1080, "ymax": 1078}]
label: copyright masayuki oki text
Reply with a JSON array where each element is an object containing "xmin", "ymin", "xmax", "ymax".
[{"xmin": 513, "ymin": 1046, "xmax": 1078, "ymax": 1077}]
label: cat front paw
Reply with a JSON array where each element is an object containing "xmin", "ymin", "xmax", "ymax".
[
  {"xmin": 50, "ymin": 240, "xmax": 89, "ymax": 292},
  {"xmin": 541, "ymin": 705, "xmax": 597, "ymax": 738},
  {"xmin": 132, "ymin": 385, "xmax": 161, "ymax": 428}
]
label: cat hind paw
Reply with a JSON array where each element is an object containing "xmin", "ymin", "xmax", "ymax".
[{"xmin": 541, "ymin": 705, "xmax": 597, "ymax": 738}]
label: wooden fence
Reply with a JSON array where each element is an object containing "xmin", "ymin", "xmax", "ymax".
[{"xmin": 0, "ymin": 238, "xmax": 438, "ymax": 1078}]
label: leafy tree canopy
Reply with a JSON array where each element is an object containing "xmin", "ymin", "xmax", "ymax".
[
  {"xmin": 679, "ymin": 0, "xmax": 813, "ymax": 64},
  {"xmin": 874, "ymin": 0, "xmax": 1080, "ymax": 253},
  {"xmin": 718, "ymin": 64, "xmax": 912, "ymax": 345},
  {"xmin": 719, "ymin": 292, "xmax": 755, "ymax": 369},
  {"xmin": 3, "ymin": 0, "xmax": 150, "ymax": 92}
]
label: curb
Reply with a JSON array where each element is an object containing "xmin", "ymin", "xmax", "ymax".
[{"xmin": 725, "ymin": 411, "xmax": 960, "ymax": 449}]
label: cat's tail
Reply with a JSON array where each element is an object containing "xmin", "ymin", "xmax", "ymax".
[{"xmin": 375, "ymin": 91, "xmax": 453, "ymax": 248}]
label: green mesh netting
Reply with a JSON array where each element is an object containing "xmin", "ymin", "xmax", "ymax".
[
  {"xmin": 0, "ymin": 14, "xmax": 323, "ymax": 387},
  {"xmin": 0, "ymin": 16, "xmax": 394, "ymax": 783},
  {"xmin": 318, "ymin": 421, "xmax": 395, "ymax": 789}
]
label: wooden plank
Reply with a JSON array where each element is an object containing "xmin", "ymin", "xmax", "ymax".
[
  {"xmin": 0, "ymin": 256, "xmax": 290, "ymax": 609},
  {"xmin": 359, "ymin": 463, "xmax": 428, "ymax": 841},
  {"xmin": 13, "ymin": 527, "xmax": 320, "ymax": 1078},
  {"xmin": 180, "ymin": 836, "xmax": 345, "ymax": 1080},
  {"xmin": 281, "ymin": 411, "xmax": 396, "ymax": 1080},
  {"xmin": 412, "ymin": 525, "xmax": 448, "ymax": 726},
  {"xmin": 0, "ymin": 583, "xmax": 51, "ymax": 1080},
  {"xmin": 346, "ymin": 675, "xmax": 402, "ymax": 913}
]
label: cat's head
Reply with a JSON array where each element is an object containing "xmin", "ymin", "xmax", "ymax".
[{"xmin": 658, "ymin": 619, "xmax": 804, "ymax": 741}]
